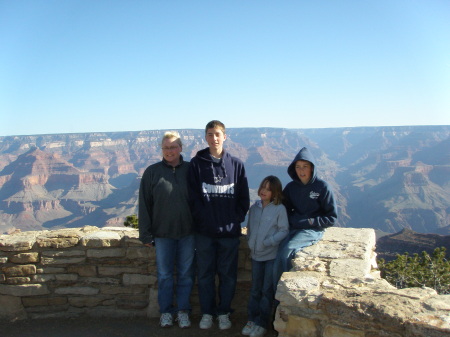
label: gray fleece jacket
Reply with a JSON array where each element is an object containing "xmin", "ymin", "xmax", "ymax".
[
  {"xmin": 246, "ymin": 200, "xmax": 289, "ymax": 261},
  {"xmin": 138, "ymin": 156, "xmax": 193, "ymax": 244}
]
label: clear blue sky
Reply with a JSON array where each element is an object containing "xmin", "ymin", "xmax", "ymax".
[{"xmin": 1, "ymin": 1, "xmax": 449, "ymax": 136}]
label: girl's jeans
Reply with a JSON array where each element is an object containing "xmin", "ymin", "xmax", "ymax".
[{"xmin": 248, "ymin": 259, "xmax": 275, "ymax": 329}]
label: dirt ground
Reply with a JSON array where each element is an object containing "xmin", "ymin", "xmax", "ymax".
[{"xmin": 2, "ymin": 314, "xmax": 279, "ymax": 337}]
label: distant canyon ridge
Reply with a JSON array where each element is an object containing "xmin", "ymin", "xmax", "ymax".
[{"xmin": 0, "ymin": 126, "xmax": 449, "ymax": 235}]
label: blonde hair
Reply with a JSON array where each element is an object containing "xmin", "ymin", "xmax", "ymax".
[{"xmin": 161, "ymin": 131, "xmax": 182, "ymax": 147}]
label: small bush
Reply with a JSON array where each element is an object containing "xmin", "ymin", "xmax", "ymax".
[
  {"xmin": 124, "ymin": 214, "xmax": 139, "ymax": 229},
  {"xmin": 378, "ymin": 247, "xmax": 449, "ymax": 295}
]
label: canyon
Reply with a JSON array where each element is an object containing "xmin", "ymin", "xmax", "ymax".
[{"xmin": 0, "ymin": 126, "xmax": 449, "ymax": 237}]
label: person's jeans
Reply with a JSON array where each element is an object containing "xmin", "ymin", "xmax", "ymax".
[
  {"xmin": 273, "ymin": 229, "xmax": 324, "ymax": 289},
  {"xmin": 154, "ymin": 235, "xmax": 195, "ymax": 314},
  {"xmin": 248, "ymin": 259, "xmax": 275, "ymax": 329},
  {"xmin": 195, "ymin": 233, "xmax": 240, "ymax": 315}
]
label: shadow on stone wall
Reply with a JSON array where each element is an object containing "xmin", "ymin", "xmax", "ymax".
[{"xmin": 0, "ymin": 226, "xmax": 251, "ymax": 321}]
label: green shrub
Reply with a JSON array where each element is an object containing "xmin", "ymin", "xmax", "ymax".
[
  {"xmin": 378, "ymin": 247, "xmax": 449, "ymax": 295},
  {"xmin": 124, "ymin": 214, "xmax": 139, "ymax": 229}
]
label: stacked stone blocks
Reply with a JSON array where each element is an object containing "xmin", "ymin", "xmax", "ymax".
[
  {"xmin": 2, "ymin": 226, "xmax": 449, "ymax": 337},
  {"xmin": 274, "ymin": 227, "xmax": 450, "ymax": 337},
  {"xmin": 0, "ymin": 226, "xmax": 252, "ymax": 321}
]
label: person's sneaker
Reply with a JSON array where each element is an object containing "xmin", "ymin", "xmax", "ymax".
[
  {"xmin": 199, "ymin": 314, "xmax": 213, "ymax": 329},
  {"xmin": 250, "ymin": 325, "xmax": 267, "ymax": 337},
  {"xmin": 241, "ymin": 321, "xmax": 256, "ymax": 335},
  {"xmin": 176, "ymin": 311, "xmax": 191, "ymax": 328},
  {"xmin": 159, "ymin": 313, "xmax": 173, "ymax": 328},
  {"xmin": 217, "ymin": 313, "xmax": 232, "ymax": 330}
]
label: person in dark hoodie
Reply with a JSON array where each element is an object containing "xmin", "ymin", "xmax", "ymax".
[
  {"xmin": 273, "ymin": 147, "xmax": 337, "ymax": 287},
  {"xmin": 188, "ymin": 120, "xmax": 250, "ymax": 331},
  {"xmin": 139, "ymin": 131, "xmax": 194, "ymax": 329}
]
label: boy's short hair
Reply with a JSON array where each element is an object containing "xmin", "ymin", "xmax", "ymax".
[
  {"xmin": 258, "ymin": 175, "xmax": 284, "ymax": 205},
  {"xmin": 205, "ymin": 120, "xmax": 226, "ymax": 135},
  {"xmin": 161, "ymin": 131, "xmax": 182, "ymax": 147}
]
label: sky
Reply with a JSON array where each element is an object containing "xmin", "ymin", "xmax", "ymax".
[{"xmin": 1, "ymin": 1, "xmax": 449, "ymax": 137}]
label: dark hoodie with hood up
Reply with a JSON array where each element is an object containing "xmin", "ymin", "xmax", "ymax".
[
  {"xmin": 188, "ymin": 148, "xmax": 250, "ymax": 238},
  {"xmin": 283, "ymin": 147, "xmax": 337, "ymax": 230}
]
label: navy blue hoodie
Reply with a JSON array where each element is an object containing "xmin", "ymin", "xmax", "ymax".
[
  {"xmin": 283, "ymin": 147, "xmax": 337, "ymax": 230},
  {"xmin": 188, "ymin": 148, "xmax": 250, "ymax": 238}
]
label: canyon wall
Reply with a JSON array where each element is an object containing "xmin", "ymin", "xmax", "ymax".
[{"xmin": 1, "ymin": 126, "xmax": 449, "ymax": 235}]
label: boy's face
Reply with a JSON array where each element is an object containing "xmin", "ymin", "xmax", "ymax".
[
  {"xmin": 295, "ymin": 160, "xmax": 313, "ymax": 184},
  {"xmin": 205, "ymin": 127, "xmax": 226, "ymax": 152}
]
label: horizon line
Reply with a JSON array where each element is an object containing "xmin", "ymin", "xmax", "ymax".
[{"xmin": 1, "ymin": 124, "xmax": 449, "ymax": 138}]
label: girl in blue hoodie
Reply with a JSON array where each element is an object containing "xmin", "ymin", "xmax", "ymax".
[{"xmin": 242, "ymin": 175, "xmax": 289, "ymax": 337}]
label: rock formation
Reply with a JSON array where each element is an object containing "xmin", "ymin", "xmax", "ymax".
[{"xmin": 0, "ymin": 126, "xmax": 449, "ymax": 234}]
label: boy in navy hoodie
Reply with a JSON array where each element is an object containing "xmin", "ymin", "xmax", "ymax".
[
  {"xmin": 188, "ymin": 120, "xmax": 250, "ymax": 330},
  {"xmin": 273, "ymin": 147, "xmax": 337, "ymax": 288}
]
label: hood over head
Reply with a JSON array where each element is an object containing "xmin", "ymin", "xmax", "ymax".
[{"xmin": 287, "ymin": 147, "xmax": 316, "ymax": 184}]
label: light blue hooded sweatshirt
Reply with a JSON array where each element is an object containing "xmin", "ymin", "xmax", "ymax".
[{"xmin": 246, "ymin": 200, "xmax": 289, "ymax": 261}]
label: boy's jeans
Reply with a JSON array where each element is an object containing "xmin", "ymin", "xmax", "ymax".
[
  {"xmin": 195, "ymin": 233, "xmax": 240, "ymax": 315},
  {"xmin": 248, "ymin": 259, "xmax": 275, "ymax": 329},
  {"xmin": 273, "ymin": 229, "xmax": 324, "ymax": 289},
  {"xmin": 155, "ymin": 235, "xmax": 195, "ymax": 314}
]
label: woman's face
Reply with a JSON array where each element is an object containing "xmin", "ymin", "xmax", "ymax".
[{"xmin": 161, "ymin": 137, "xmax": 182, "ymax": 166}]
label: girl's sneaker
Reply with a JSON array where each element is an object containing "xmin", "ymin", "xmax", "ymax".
[
  {"xmin": 250, "ymin": 325, "xmax": 267, "ymax": 337},
  {"xmin": 241, "ymin": 321, "xmax": 256, "ymax": 335}
]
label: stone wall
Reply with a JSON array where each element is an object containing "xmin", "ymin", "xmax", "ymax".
[
  {"xmin": 0, "ymin": 226, "xmax": 251, "ymax": 320},
  {"xmin": 1, "ymin": 226, "xmax": 449, "ymax": 337},
  {"xmin": 274, "ymin": 227, "xmax": 450, "ymax": 337}
]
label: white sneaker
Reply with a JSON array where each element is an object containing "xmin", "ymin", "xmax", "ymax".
[
  {"xmin": 242, "ymin": 321, "xmax": 256, "ymax": 335},
  {"xmin": 199, "ymin": 314, "xmax": 213, "ymax": 329},
  {"xmin": 250, "ymin": 325, "xmax": 267, "ymax": 337},
  {"xmin": 217, "ymin": 313, "xmax": 232, "ymax": 330},
  {"xmin": 176, "ymin": 311, "xmax": 191, "ymax": 328},
  {"xmin": 159, "ymin": 313, "xmax": 173, "ymax": 328}
]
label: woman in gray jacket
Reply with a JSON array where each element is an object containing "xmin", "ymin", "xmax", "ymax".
[
  {"xmin": 139, "ymin": 131, "xmax": 194, "ymax": 329},
  {"xmin": 242, "ymin": 176, "xmax": 289, "ymax": 337}
]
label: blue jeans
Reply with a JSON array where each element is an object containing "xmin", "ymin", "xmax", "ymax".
[
  {"xmin": 155, "ymin": 235, "xmax": 195, "ymax": 314},
  {"xmin": 248, "ymin": 259, "xmax": 275, "ymax": 329},
  {"xmin": 273, "ymin": 229, "xmax": 324, "ymax": 289},
  {"xmin": 195, "ymin": 234, "xmax": 240, "ymax": 315}
]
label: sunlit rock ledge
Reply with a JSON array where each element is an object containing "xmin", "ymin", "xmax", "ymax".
[
  {"xmin": 274, "ymin": 227, "xmax": 450, "ymax": 337},
  {"xmin": 1, "ymin": 226, "xmax": 449, "ymax": 336}
]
